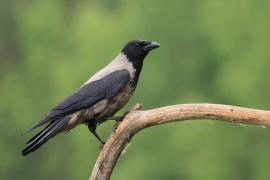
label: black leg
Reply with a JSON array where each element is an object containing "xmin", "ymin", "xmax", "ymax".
[
  {"xmin": 112, "ymin": 111, "xmax": 130, "ymax": 132},
  {"xmin": 99, "ymin": 116, "xmax": 122, "ymax": 121},
  {"xmin": 103, "ymin": 111, "xmax": 130, "ymax": 122},
  {"xmin": 87, "ymin": 123, "xmax": 105, "ymax": 148},
  {"xmin": 113, "ymin": 121, "xmax": 121, "ymax": 132}
]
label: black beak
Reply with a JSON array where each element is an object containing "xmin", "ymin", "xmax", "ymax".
[{"xmin": 143, "ymin": 41, "xmax": 160, "ymax": 51}]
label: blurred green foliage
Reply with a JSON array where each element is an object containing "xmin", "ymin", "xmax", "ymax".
[{"xmin": 1, "ymin": 0, "xmax": 270, "ymax": 179}]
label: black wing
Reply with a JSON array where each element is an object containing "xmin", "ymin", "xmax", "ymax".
[{"xmin": 28, "ymin": 69, "xmax": 131, "ymax": 131}]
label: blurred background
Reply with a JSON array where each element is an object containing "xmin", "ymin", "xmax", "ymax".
[{"xmin": 1, "ymin": 0, "xmax": 270, "ymax": 179}]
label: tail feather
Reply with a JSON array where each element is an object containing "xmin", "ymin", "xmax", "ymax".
[{"xmin": 22, "ymin": 117, "xmax": 69, "ymax": 156}]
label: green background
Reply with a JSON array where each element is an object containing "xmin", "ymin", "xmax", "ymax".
[{"xmin": 1, "ymin": 0, "xmax": 270, "ymax": 179}]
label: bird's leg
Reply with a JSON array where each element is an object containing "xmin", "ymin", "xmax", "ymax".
[
  {"xmin": 98, "ymin": 116, "xmax": 122, "ymax": 121},
  {"xmin": 102, "ymin": 111, "xmax": 130, "ymax": 122},
  {"xmin": 95, "ymin": 111, "xmax": 130, "ymax": 133},
  {"xmin": 113, "ymin": 121, "xmax": 121, "ymax": 132},
  {"xmin": 87, "ymin": 123, "xmax": 105, "ymax": 149},
  {"xmin": 112, "ymin": 111, "xmax": 130, "ymax": 132}
]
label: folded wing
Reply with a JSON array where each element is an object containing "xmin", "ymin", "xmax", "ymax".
[{"xmin": 28, "ymin": 69, "xmax": 131, "ymax": 131}]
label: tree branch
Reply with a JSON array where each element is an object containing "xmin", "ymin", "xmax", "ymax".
[{"xmin": 89, "ymin": 103, "xmax": 270, "ymax": 180}]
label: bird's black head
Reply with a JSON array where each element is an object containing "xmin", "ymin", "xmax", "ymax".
[
  {"xmin": 121, "ymin": 40, "xmax": 160, "ymax": 87},
  {"xmin": 121, "ymin": 40, "xmax": 160, "ymax": 62}
]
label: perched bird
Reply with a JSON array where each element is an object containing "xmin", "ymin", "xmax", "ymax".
[{"xmin": 22, "ymin": 40, "xmax": 160, "ymax": 156}]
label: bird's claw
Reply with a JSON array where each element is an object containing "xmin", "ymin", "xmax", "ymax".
[
  {"xmin": 113, "ymin": 121, "xmax": 120, "ymax": 133},
  {"xmin": 112, "ymin": 111, "xmax": 129, "ymax": 132},
  {"xmin": 99, "ymin": 141, "xmax": 105, "ymax": 149},
  {"xmin": 116, "ymin": 111, "xmax": 130, "ymax": 121}
]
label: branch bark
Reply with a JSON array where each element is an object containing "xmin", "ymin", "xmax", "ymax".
[{"xmin": 89, "ymin": 103, "xmax": 270, "ymax": 180}]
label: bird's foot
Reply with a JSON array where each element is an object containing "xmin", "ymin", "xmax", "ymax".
[
  {"xmin": 99, "ymin": 141, "xmax": 105, "ymax": 150},
  {"xmin": 113, "ymin": 121, "xmax": 120, "ymax": 133},
  {"xmin": 112, "ymin": 111, "xmax": 129, "ymax": 132},
  {"xmin": 115, "ymin": 110, "xmax": 130, "ymax": 121},
  {"xmin": 100, "ymin": 111, "xmax": 130, "ymax": 122}
]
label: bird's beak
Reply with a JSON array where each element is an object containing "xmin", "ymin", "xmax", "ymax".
[{"xmin": 143, "ymin": 41, "xmax": 160, "ymax": 51}]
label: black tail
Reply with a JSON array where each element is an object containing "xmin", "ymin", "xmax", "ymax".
[{"xmin": 22, "ymin": 117, "xmax": 69, "ymax": 156}]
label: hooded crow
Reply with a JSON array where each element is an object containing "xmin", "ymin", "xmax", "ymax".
[{"xmin": 22, "ymin": 40, "xmax": 160, "ymax": 156}]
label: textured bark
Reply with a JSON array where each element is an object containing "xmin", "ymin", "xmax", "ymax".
[{"xmin": 89, "ymin": 103, "xmax": 270, "ymax": 180}]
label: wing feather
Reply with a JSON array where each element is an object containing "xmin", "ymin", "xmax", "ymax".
[{"xmin": 28, "ymin": 69, "xmax": 130, "ymax": 131}]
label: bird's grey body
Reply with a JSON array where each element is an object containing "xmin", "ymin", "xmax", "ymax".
[
  {"xmin": 22, "ymin": 40, "xmax": 160, "ymax": 156},
  {"xmin": 63, "ymin": 53, "xmax": 136, "ymax": 131}
]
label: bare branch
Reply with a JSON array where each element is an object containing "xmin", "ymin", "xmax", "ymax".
[{"xmin": 89, "ymin": 103, "xmax": 270, "ymax": 180}]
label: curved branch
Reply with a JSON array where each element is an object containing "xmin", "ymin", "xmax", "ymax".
[{"xmin": 89, "ymin": 103, "xmax": 270, "ymax": 180}]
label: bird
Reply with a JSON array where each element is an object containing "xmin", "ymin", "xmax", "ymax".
[{"xmin": 22, "ymin": 40, "xmax": 160, "ymax": 156}]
